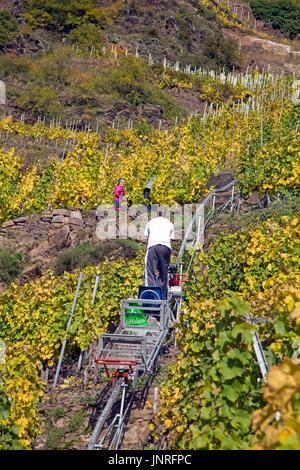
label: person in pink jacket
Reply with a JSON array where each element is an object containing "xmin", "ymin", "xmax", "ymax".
[{"xmin": 113, "ymin": 178, "xmax": 125, "ymax": 211}]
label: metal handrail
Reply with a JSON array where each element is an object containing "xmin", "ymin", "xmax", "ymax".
[
  {"xmin": 177, "ymin": 181, "xmax": 271, "ymax": 386},
  {"xmin": 176, "ymin": 179, "xmax": 238, "ymax": 266},
  {"xmin": 246, "ymin": 313, "xmax": 269, "ymax": 381}
]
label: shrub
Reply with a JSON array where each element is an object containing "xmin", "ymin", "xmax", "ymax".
[
  {"xmin": 0, "ymin": 10, "xmax": 19, "ymax": 49},
  {"xmin": 200, "ymin": 81, "xmax": 251, "ymax": 105},
  {"xmin": 68, "ymin": 410, "xmax": 86, "ymax": 433},
  {"xmin": 106, "ymin": 56, "xmax": 186, "ymax": 120},
  {"xmin": 23, "ymin": 0, "xmax": 97, "ymax": 32},
  {"xmin": 23, "ymin": 0, "xmax": 124, "ymax": 34},
  {"xmin": 0, "ymin": 249, "xmax": 23, "ymax": 286},
  {"xmin": 45, "ymin": 424, "xmax": 66, "ymax": 450},
  {"xmin": 0, "ymin": 55, "xmax": 32, "ymax": 80},
  {"xmin": 203, "ymin": 33, "xmax": 243, "ymax": 71},
  {"xmin": 48, "ymin": 407, "xmax": 66, "ymax": 420},
  {"xmin": 14, "ymin": 85, "xmax": 63, "ymax": 118},
  {"xmin": 0, "ymin": 387, "xmax": 23, "ymax": 450},
  {"xmin": 67, "ymin": 23, "xmax": 103, "ymax": 48}
]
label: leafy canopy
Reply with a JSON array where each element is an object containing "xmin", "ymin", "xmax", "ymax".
[
  {"xmin": 23, "ymin": 0, "xmax": 123, "ymax": 33},
  {"xmin": 250, "ymin": 0, "xmax": 300, "ymax": 37}
]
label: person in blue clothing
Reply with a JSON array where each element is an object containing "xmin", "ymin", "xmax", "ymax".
[{"xmin": 143, "ymin": 176, "xmax": 157, "ymax": 213}]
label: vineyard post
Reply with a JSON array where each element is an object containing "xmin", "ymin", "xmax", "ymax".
[
  {"xmin": 53, "ymin": 272, "xmax": 84, "ymax": 389},
  {"xmin": 164, "ymin": 131, "xmax": 168, "ymax": 159},
  {"xmin": 153, "ymin": 387, "xmax": 159, "ymax": 415},
  {"xmin": 260, "ymin": 112, "xmax": 264, "ymax": 151},
  {"xmin": 47, "ymin": 141, "xmax": 69, "ymax": 211},
  {"xmin": 77, "ymin": 272, "xmax": 101, "ymax": 372},
  {"xmin": 230, "ymin": 185, "xmax": 235, "ymax": 212},
  {"xmin": 97, "ymin": 146, "xmax": 109, "ymax": 205},
  {"xmin": 0, "ymin": 81, "xmax": 5, "ymax": 119},
  {"xmin": 174, "ymin": 261, "xmax": 184, "ymax": 347},
  {"xmin": 212, "ymin": 194, "xmax": 216, "ymax": 212}
]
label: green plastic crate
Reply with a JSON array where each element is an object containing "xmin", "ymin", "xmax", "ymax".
[{"xmin": 125, "ymin": 303, "xmax": 148, "ymax": 326}]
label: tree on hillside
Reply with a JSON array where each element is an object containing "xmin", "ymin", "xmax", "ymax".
[{"xmin": 203, "ymin": 34, "xmax": 243, "ymax": 71}]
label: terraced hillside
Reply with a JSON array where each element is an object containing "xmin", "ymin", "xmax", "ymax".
[{"xmin": 0, "ymin": 0, "xmax": 299, "ymax": 452}]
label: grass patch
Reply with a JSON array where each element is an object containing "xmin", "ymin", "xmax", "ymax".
[
  {"xmin": 54, "ymin": 239, "xmax": 140, "ymax": 275},
  {"xmin": 45, "ymin": 424, "xmax": 66, "ymax": 450},
  {"xmin": 0, "ymin": 46, "xmax": 187, "ymax": 122},
  {"xmin": 47, "ymin": 407, "xmax": 66, "ymax": 420},
  {"xmin": 216, "ymin": 197, "xmax": 300, "ymax": 235},
  {"xmin": 68, "ymin": 409, "xmax": 87, "ymax": 433},
  {"xmin": 240, "ymin": 197, "xmax": 300, "ymax": 226}
]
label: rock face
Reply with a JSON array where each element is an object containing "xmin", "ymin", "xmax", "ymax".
[
  {"xmin": 48, "ymin": 226, "xmax": 70, "ymax": 250},
  {"xmin": 0, "ymin": 208, "xmax": 100, "ymax": 284}
]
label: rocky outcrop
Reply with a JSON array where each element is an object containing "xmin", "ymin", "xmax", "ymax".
[{"xmin": 0, "ymin": 207, "xmax": 100, "ymax": 284}]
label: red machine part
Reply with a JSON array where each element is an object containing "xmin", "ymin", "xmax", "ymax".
[
  {"xmin": 95, "ymin": 358, "xmax": 138, "ymax": 381},
  {"xmin": 169, "ymin": 273, "xmax": 188, "ymax": 287}
]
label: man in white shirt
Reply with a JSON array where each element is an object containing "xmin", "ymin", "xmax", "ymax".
[{"xmin": 144, "ymin": 206, "xmax": 174, "ymax": 299}]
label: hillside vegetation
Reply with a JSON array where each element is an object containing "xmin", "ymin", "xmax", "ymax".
[
  {"xmin": 250, "ymin": 0, "xmax": 300, "ymax": 38},
  {"xmin": 1, "ymin": 0, "xmax": 299, "ymax": 124},
  {"xmin": 0, "ymin": 0, "xmax": 299, "ymax": 452},
  {"xmin": 0, "ymin": 65, "xmax": 298, "ymax": 224}
]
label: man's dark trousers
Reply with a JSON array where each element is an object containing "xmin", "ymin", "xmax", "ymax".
[
  {"xmin": 143, "ymin": 188, "xmax": 151, "ymax": 213},
  {"xmin": 145, "ymin": 244, "xmax": 171, "ymax": 299}
]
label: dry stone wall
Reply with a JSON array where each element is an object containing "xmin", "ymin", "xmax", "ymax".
[
  {"xmin": 0, "ymin": 208, "xmax": 104, "ymax": 284},
  {"xmin": 0, "ymin": 190, "xmax": 261, "ymax": 258},
  {"xmin": 0, "ymin": 190, "xmax": 260, "ymax": 287}
]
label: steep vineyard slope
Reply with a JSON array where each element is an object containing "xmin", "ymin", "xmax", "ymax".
[{"xmin": 0, "ymin": 0, "xmax": 299, "ymax": 453}]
